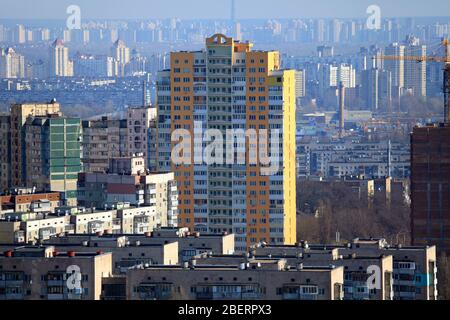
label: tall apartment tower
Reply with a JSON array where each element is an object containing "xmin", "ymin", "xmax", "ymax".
[
  {"xmin": 15, "ymin": 25, "xmax": 26, "ymax": 44},
  {"xmin": 362, "ymin": 68, "xmax": 379, "ymax": 111},
  {"xmin": 404, "ymin": 36, "xmax": 427, "ymax": 97},
  {"xmin": 156, "ymin": 34, "xmax": 297, "ymax": 252},
  {"xmin": 9, "ymin": 102, "xmax": 62, "ymax": 188},
  {"xmin": 24, "ymin": 115, "xmax": 82, "ymax": 206},
  {"xmin": 0, "ymin": 48, "xmax": 25, "ymax": 78},
  {"xmin": 49, "ymin": 39, "xmax": 73, "ymax": 77},
  {"xmin": 3, "ymin": 102, "xmax": 81, "ymax": 205},
  {"xmin": 362, "ymin": 68, "xmax": 393, "ymax": 112},
  {"xmin": 411, "ymin": 124, "xmax": 450, "ymax": 252},
  {"xmin": 111, "ymin": 39, "xmax": 130, "ymax": 76},
  {"xmin": 384, "ymin": 43, "xmax": 405, "ymax": 97},
  {"xmin": 295, "ymin": 69, "xmax": 306, "ymax": 99},
  {"xmin": 0, "ymin": 113, "xmax": 11, "ymax": 193}
]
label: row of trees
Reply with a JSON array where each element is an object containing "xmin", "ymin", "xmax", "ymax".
[
  {"xmin": 296, "ymin": 180, "xmax": 410, "ymax": 244},
  {"xmin": 296, "ymin": 179, "xmax": 450, "ymax": 299}
]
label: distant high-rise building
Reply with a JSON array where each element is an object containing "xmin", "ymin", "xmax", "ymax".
[
  {"xmin": 15, "ymin": 25, "xmax": 26, "ymax": 44},
  {"xmin": 125, "ymin": 50, "xmax": 147, "ymax": 76},
  {"xmin": 26, "ymin": 30, "xmax": 33, "ymax": 42},
  {"xmin": 0, "ymin": 47, "xmax": 25, "ymax": 78},
  {"xmin": 0, "ymin": 24, "xmax": 7, "ymax": 42},
  {"xmin": 362, "ymin": 68, "xmax": 393, "ymax": 112},
  {"xmin": 156, "ymin": 34, "xmax": 297, "ymax": 252},
  {"xmin": 315, "ymin": 19, "xmax": 326, "ymax": 42},
  {"xmin": 362, "ymin": 68, "xmax": 379, "ymax": 111},
  {"xmin": 73, "ymin": 54, "xmax": 118, "ymax": 77},
  {"xmin": 295, "ymin": 69, "xmax": 306, "ymax": 99},
  {"xmin": 331, "ymin": 19, "xmax": 342, "ymax": 43},
  {"xmin": 321, "ymin": 63, "xmax": 355, "ymax": 89},
  {"xmin": 404, "ymin": 36, "xmax": 427, "ymax": 97},
  {"xmin": 384, "ymin": 43, "xmax": 405, "ymax": 97},
  {"xmin": 379, "ymin": 69, "xmax": 393, "ymax": 110},
  {"xmin": 49, "ymin": 39, "xmax": 73, "ymax": 77},
  {"xmin": 40, "ymin": 28, "xmax": 50, "ymax": 42},
  {"xmin": 320, "ymin": 64, "xmax": 338, "ymax": 90},
  {"xmin": 338, "ymin": 64, "xmax": 356, "ymax": 88},
  {"xmin": 111, "ymin": 39, "xmax": 130, "ymax": 76}
]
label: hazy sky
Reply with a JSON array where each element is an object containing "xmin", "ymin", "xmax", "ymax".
[{"xmin": 1, "ymin": 0, "xmax": 450, "ymax": 20}]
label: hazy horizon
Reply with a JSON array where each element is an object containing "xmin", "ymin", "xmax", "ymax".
[{"xmin": 1, "ymin": 0, "xmax": 450, "ymax": 20}]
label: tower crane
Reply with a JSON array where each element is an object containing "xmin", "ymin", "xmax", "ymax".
[{"xmin": 375, "ymin": 39, "xmax": 450, "ymax": 123}]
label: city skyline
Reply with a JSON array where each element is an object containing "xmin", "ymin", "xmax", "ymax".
[
  {"xmin": 1, "ymin": 0, "xmax": 450, "ymax": 20},
  {"xmin": 1, "ymin": 1, "xmax": 450, "ymax": 304}
]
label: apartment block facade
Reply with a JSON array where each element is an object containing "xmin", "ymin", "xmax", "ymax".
[
  {"xmin": 254, "ymin": 238, "xmax": 437, "ymax": 300},
  {"xmin": 82, "ymin": 117, "xmax": 128, "ymax": 174},
  {"xmin": 411, "ymin": 124, "xmax": 450, "ymax": 253},
  {"xmin": 156, "ymin": 34, "xmax": 296, "ymax": 252},
  {"xmin": 78, "ymin": 156, "xmax": 178, "ymax": 227},
  {"xmin": 43, "ymin": 227, "xmax": 235, "ymax": 264},
  {"xmin": 0, "ymin": 247, "xmax": 112, "ymax": 300},
  {"xmin": 126, "ymin": 106, "xmax": 157, "ymax": 167},
  {"xmin": 0, "ymin": 113, "xmax": 10, "ymax": 193},
  {"xmin": 192, "ymin": 250, "xmax": 394, "ymax": 300},
  {"xmin": 24, "ymin": 116, "xmax": 81, "ymax": 206},
  {"xmin": 126, "ymin": 263, "xmax": 344, "ymax": 300},
  {"xmin": 9, "ymin": 102, "xmax": 62, "ymax": 188}
]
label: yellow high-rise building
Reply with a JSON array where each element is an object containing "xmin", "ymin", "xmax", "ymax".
[{"xmin": 156, "ymin": 34, "xmax": 296, "ymax": 252}]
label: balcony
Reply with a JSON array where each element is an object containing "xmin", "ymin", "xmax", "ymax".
[
  {"xmin": 196, "ymin": 291, "xmax": 260, "ymax": 300},
  {"xmin": 65, "ymin": 224, "xmax": 75, "ymax": 233},
  {"xmin": 47, "ymin": 280, "xmax": 65, "ymax": 286},
  {"xmin": 112, "ymin": 219, "xmax": 122, "ymax": 229},
  {"xmin": 88, "ymin": 221, "xmax": 104, "ymax": 234},
  {"xmin": 195, "ymin": 285, "xmax": 262, "ymax": 300},
  {"xmin": 282, "ymin": 285, "xmax": 319, "ymax": 301},
  {"xmin": 13, "ymin": 230, "xmax": 25, "ymax": 244},
  {"xmin": 137, "ymin": 284, "xmax": 173, "ymax": 300},
  {"xmin": 39, "ymin": 227, "xmax": 57, "ymax": 240},
  {"xmin": 0, "ymin": 280, "xmax": 24, "ymax": 287},
  {"xmin": 282, "ymin": 292, "xmax": 319, "ymax": 300}
]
